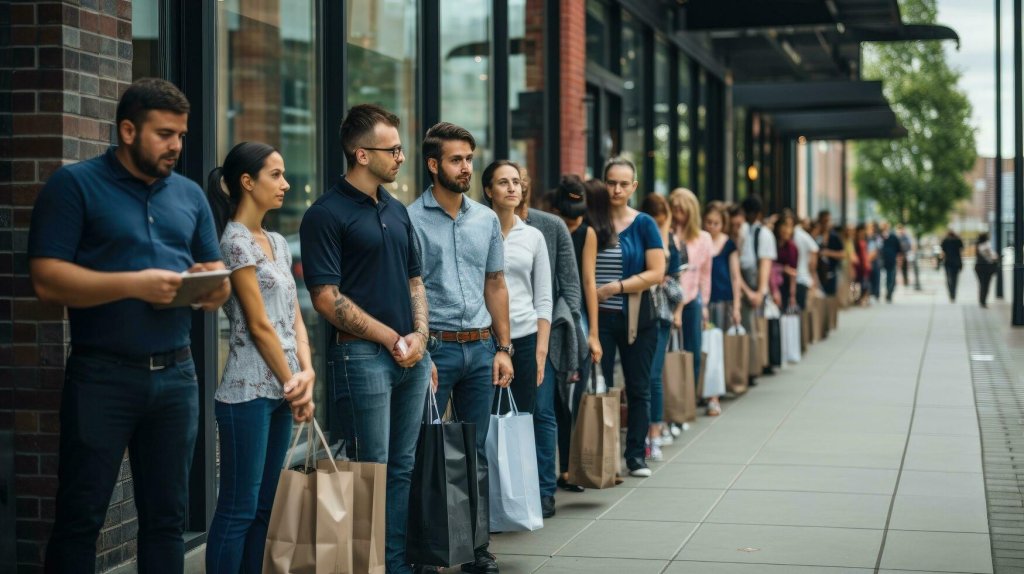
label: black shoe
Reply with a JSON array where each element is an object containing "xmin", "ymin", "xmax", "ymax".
[
  {"xmin": 541, "ymin": 495, "xmax": 556, "ymax": 518},
  {"xmin": 462, "ymin": 549, "xmax": 499, "ymax": 574},
  {"xmin": 626, "ymin": 458, "xmax": 652, "ymax": 477},
  {"xmin": 697, "ymin": 398, "xmax": 709, "ymax": 408},
  {"xmin": 748, "ymin": 376, "xmax": 758, "ymax": 387},
  {"xmin": 557, "ymin": 476, "xmax": 585, "ymax": 493}
]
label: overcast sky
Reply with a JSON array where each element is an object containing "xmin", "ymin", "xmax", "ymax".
[{"xmin": 936, "ymin": 0, "xmax": 1016, "ymax": 158}]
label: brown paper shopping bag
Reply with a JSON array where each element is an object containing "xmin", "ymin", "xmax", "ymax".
[
  {"xmin": 724, "ymin": 325, "xmax": 749, "ymax": 395},
  {"xmin": 567, "ymin": 370, "xmax": 621, "ymax": 489},
  {"xmin": 663, "ymin": 330, "xmax": 696, "ymax": 423},
  {"xmin": 755, "ymin": 317, "xmax": 769, "ymax": 370},
  {"xmin": 826, "ymin": 296, "xmax": 839, "ymax": 331},
  {"xmin": 265, "ymin": 420, "xmax": 354, "ymax": 574},
  {"xmin": 317, "ymin": 460, "xmax": 386, "ymax": 574}
]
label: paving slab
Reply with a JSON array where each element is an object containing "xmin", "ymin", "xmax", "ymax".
[
  {"xmin": 732, "ymin": 464, "xmax": 898, "ymax": 495},
  {"xmin": 706, "ymin": 489, "xmax": 891, "ymax": 529},
  {"xmin": 675, "ymin": 523, "xmax": 884, "ymax": 568},
  {"xmin": 555, "ymin": 520, "xmax": 698, "ymax": 560},
  {"xmin": 879, "ymin": 530, "xmax": 993, "ymax": 573}
]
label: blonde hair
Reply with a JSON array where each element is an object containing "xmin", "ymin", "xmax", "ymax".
[{"xmin": 669, "ymin": 187, "xmax": 702, "ymax": 242}]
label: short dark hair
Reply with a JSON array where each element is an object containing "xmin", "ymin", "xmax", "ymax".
[
  {"xmin": 115, "ymin": 78, "xmax": 190, "ymax": 140},
  {"xmin": 741, "ymin": 194, "xmax": 764, "ymax": 221},
  {"xmin": 817, "ymin": 209, "xmax": 831, "ymax": 221},
  {"xmin": 423, "ymin": 122, "xmax": 476, "ymax": 168},
  {"xmin": 339, "ymin": 104, "xmax": 401, "ymax": 169},
  {"xmin": 480, "ymin": 159, "xmax": 521, "ymax": 206}
]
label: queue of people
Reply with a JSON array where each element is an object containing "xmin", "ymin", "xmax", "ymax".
[{"xmin": 30, "ymin": 78, "xmax": 876, "ymax": 574}]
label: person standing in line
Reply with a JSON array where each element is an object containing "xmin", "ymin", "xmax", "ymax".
[
  {"xmin": 880, "ymin": 222, "xmax": 903, "ymax": 303},
  {"xmin": 669, "ymin": 189, "xmax": 711, "ymax": 397},
  {"xmin": 897, "ymin": 225, "xmax": 914, "ymax": 287},
  {"xmin": 737, "ymin": 195, "xmax": 777, "ymax": 383},
  {"xmin": 941, "ymin": 230, "xmax": 965, "ymax": 303},
  {"xmin": 545, "ymin": 177, "xmax": 603, "ymax": 494},
  {"xmin": 792, "ymin": 211, "xmax": 820, "ymax": 310},
  {"xmin": 867, "ymin": 221, "xmax": 883, "ymax": 301},
  {"xmin": 773, "ymin": 211, "xmax": 799, "ymax": 310},
  {"xmin": 640, "ymin": 194, "xmax": 683, "ymax": 460},
  {"xmin": 703, "ymin": 201, "xmax": 742, "ymax": 415},
  {"xmin": 300, "ymin": 104, "xmax": 431, "ymax": 574},
  {"xmin": 204, "ymin": 142, "xmax": 315, "ymax": 573},
  {"xmin": 975, "ymin": 232, "xmax": 999, "ymax": 308},
  {"xmin": 482, "ymin": 160, "xmax": 552, "ymax": 414},
  {"xmin": 408, "ymin": 122, "xmax": 514, "ymax": 574},
  {"xmin": 590, "ymin": 158, "xmax": 665, "ymax": 478},
  {"xmin": 853, "ymin": 224, "xmax": 871, "ymax": 306},
  {"xmin": 814, "ymin": 210, "xmax": 845, "ymax": 298},
  {"xmin": 29, "ymin": 78, "xmax": 231, "ymax": 574}
]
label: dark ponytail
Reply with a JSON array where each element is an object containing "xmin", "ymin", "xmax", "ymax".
[{"xmin": 205, "ymin": 141, "xmax": 278, "ymax": 237}]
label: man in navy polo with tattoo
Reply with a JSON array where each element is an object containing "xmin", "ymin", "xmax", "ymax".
[
  {"xmin": 29, "ymin": 78, "xmax": 230, "ymax": 574},
  {"xmin": 300, "ymin": 104, "xmax": 430, "ymax": 574},
  {"xmin": 408, "ymin": 122, "xmax": 514, "ymax": 574}
]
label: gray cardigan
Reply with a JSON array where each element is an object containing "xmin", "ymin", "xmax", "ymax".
[{"xmin": 526, "ymin": 208, "xmax": 585, "ymax": 383}]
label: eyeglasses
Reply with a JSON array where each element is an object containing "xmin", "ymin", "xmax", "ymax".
[{"xmin": 362, "ymin": 146, "xmax": 404, "ymax": 160}]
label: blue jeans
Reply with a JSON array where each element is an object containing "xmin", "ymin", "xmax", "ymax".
[
  {"xmin": 329, "ymin": 341, "xmax": 431, "ymax": 574},
  {"xmin": 682, "ymin": 300, "xmax": 703, "ymax": 385},
  {"xmin": 598, "ymin": 311, "xmax": 657, "ymax": 462},
  {"xmin": 46, "ymin": 351, "xmax": 198, "ymax": 574},
  {"xmin": 497, "ymin": 333, "xmax": 537, "ymax": 414},
  {"xmin": 206, "ymin": 398, "xmax": 293, "ymax": 574},
  {"xmin": 649, "ymin": 321, "xmax": 671, "ymax": 424},
  {"xmin": 429, "ymin": 335, "xmax": 496, "ymax": 551},
  {"xmin": 534, "ymin": 359, "xmax": 558, "ymax": 497}
]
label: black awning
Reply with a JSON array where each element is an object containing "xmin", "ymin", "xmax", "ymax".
[
  {"xmin": 770, "ymin": 106, "xmax": 907, "ymax": 140},
  {"xmin": 734, "ymin": 80, "xmax": 887, "ymax": 110},
  {"xmin": 845, "ymin": 24, "xmax": 961, "ymax": 47}
]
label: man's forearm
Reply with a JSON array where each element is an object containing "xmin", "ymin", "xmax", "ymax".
[
  {"xmin": 310, "ymin": 285, "xmax": 397, "ymax": 346},
  {"xmin": 484, "ymin": 271, "xmax": 512, "ymax": 346},
  {"xmin": 32, "ymin": 259, "xmax": 135, "ymax": 308},
  {"xmin": 409, "ymin": 277, "xmax": 429, "ymax": 339}
]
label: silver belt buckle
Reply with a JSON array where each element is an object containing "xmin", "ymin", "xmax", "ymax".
[{"xmin": 150, "ymin": 355, "xmax": 167, "ymax": 371}]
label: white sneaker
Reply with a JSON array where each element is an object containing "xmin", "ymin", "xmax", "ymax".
[
  {"xmin": 660, "ymin": 427, "xmax": 674, "ymax": 445},
  {"xmin": 650, "ymin": 443, "xmax": 664, "ymax": 462},
  {"xmin": 669, "ymin": 423, "xmax": 682, "ymax": 438}
]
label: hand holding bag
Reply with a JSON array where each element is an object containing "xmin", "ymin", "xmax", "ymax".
[
  {"xmin": 724, "ymin": 324, "xmax": 750, "ymax": 395},
  {"xmin": 567, "ymin": 369, "xmax": 621, "ymax": 489},
  {"xmin": 487, "ymin": 389, "xmax": 544, "ymax": 531},
  {"xmin": 662, "ymin": 329, "xmax": 696, "ymax": 423}
]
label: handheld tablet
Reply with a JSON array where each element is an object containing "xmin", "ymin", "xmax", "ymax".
[{"xmin": 152, "ymin": 269, "xmax": 231, "ymax": 309}]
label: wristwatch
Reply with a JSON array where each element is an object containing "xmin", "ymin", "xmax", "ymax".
[{"xmin": 495, "ymin": 342, "xmax": 515, "ymax": 357}]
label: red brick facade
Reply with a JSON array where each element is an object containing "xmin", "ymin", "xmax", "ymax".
[
  {"xmin": 559, "ymin": 0, "xmax": 586, "ymax": 177},
  {"xmin": 0, "ymin": 1, "xmax": 137, "ymax": 572}
]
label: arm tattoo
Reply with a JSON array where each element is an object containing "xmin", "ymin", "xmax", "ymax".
[
  {"xmin": 409, "ymin": 277, "xmax": 429, "ymax": 336},
  {"xmin": 485, "ymin": 270, "xmax": 505, "ymax": 282},
  {"xmin": 312, "ymin": 284, "xmax": 371, "ymax": 336}
]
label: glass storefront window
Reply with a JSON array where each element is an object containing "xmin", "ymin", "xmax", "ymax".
[
  {"xmin": 132, "ymin": 1, "xmax": 159, "ymax": 79},
  {"xmin": 346, "ymin": 0, "xmax": 419, "ymax": 205},
  {"xmin": 734, "ymin": 106, "xmax": 748, "ymax": 199},
  {"xmin": 440, "ymin": 0, "xmax": 492, "ymax": 199},
  {"xmin": 586, "ymin": 0, "xmax": 609, "ymax": 70},
  {"xmin": 620, "ymin": 12, "xmax": 644, "ymax": 186},
  {"xmin": 696, "ymin": 68, "xmax": 708, "ymax": 200},
  {"xmin": 652, "ymin": 38, "xmax": 669, "ymax": 195},
  {"xmin": 677, "ymin": 54, "xmax": 691, "ymax": 189},
  {"xmin": 509, "ymin": 0, "xmax": 546, "ymax": 194},
  {"xmin": 215, "ymin": 0, "xmax": 324, "ymax": 424}
]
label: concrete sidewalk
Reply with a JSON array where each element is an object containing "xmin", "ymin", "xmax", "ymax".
[{"xmin": 490, "ymin": 266, "xmax": 993, "ymax": 574}]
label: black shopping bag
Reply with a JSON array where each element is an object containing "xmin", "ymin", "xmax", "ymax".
[
  {"xmin": 767, "ymin": 317, "xmax": 782, "ymax": 367},
  {"xmin": 406, "ymin": 393, "xmax": 477, "ymax": 567},
  {"xmin": 462, "ymin": 420, "xmax": 488, "ymax": 550}
]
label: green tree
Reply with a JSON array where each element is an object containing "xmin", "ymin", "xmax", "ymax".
[{"xmin": 854, "ymin": 0, "xmax": 976, "ymax": 236}]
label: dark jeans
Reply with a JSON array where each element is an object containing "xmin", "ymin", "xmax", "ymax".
[
  {"xmin": 796, "ymin": 283, "xmax": 809, "ymax": 310},
  {"xmin": 431, "ymin": 335, "xmax": 496, "ymax": 553},
  {"xmin": 945, "ymin": 264, "xmax": 962, "ymax": 301},
  {"xmin": 536, "ymin": 351, "xmax": 589, "ymax": 496},
  {"xmin": 976, "ymin": 264, "xmax": 996, "ymax": 306},
  {"xmin": 495, "ymin": 333, "xmax": 537, "ymax": 414},
  {"xmin": 206, "ymin": 398, "xmax": 292, "ymax": 574},
  {"xmin": 682, "ymin": 300, "xmax": 703, "ymax": 385},
  {"xmin": 46, "ymin": 351, "xmax": 198, "ymax": 574},
  {"xmin": 884, "ymin": 261, "xmax": 898, "ymax": 300},
  {"xmin": 329, "ymin": 341, "xmax": 431, "ymax": 574},
  {"xmin": 649, "ymin": 321, "xmax": 671, "ymax": 424},
  {"xmin": 598, "ymin": 311, "xmax": 657, "ymax": 461},
  {"xmin": 870, "ymin": 262, "xmax": 882, "ymax": 299}
]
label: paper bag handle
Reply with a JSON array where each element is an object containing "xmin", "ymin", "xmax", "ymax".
[
  {"xmin": 423, "ymin": 389, "xmax": 443, "ymax": 424},
  {"xmin": 493, "ymin": 387, "xmax": 520, "ymax": 417},
  {"xmin": 281, "ymin": 418, "xmax": 338, "ymax": 473}
]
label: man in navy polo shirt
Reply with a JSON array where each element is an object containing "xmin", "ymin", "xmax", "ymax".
[
  {"xmin": 299, "ymin": 104, "xmax": 430, "ymax": 574},
  {"xmin": 28, "ymin": 78, "xmax": 229, "ymax": 574}
]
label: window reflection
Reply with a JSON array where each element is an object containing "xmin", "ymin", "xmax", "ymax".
[
  {"xmin": 510, "ymin": 0, "xmax": 545, "ymax": 194},
  {"xmin": 697, "ymin": 68, "xmax": 708, "ymax": 199},
  {"xmin": 620, "ymin": 12, "xmax": 644, "ymax": 185},
  {"xmin": 653, "ymin": 38, "xmax": 669, "ymax": 195},
  {"xmin": 346, "ymin": 0, "xmax": 420, "ymax": 205},
  {"xmin": 441, "ymin": 0, "xmax": 492, "ymax": 199},
  {"xmin": 586, "ymin": 0, "xmax": 609, "ymax": 69},
  {"xmin": 215, "ymin": 0, "xmax": 324, "ymax": 427},
  {"xmin": 677, "ymin": 55, "xmax": 691, "ymax": 188},
  {"xmin": 131, "ymin": 1, "xmax": 160, "ymax": 79}
]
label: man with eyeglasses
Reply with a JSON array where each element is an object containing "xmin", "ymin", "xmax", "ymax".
[{"xmin": 300, "ymin": 104, "xmax": 430, "ymax": 574}]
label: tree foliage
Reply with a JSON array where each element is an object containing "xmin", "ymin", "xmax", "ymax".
[{"xmin": 854, "ymin": 0, "xmax": 976, "ymax": 235}]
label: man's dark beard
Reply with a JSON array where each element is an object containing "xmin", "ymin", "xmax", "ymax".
[
  {"xmin": 130, "ymin": 138, "xmax": 176, "ymax": 179},
  {"xmin": 437, "ymin": 168, "xmax": 471, "ymax": 194}
]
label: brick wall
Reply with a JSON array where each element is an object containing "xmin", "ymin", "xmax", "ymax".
[
  {"xmin": 559, "ymin": 0, "xmax": 586, "ymax": 177},
  {"xmin": 0, "ymin": 1, "xmax": 137, "ymax": 572}
]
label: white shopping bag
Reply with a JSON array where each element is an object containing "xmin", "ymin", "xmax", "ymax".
[
  {"xmin": 781, "ymin": 314, "xmax": 802, "ymax": 363},
  {"xmin": 700, "ymin": 328, "xmax": 726, "ymax": 398},
  {"xmin": 486, "ymin": 389, "xmax": 544, "ymax": 532}
]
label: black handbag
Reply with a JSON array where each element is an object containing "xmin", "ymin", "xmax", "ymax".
[{"xmin": 767, "ymin": 317, "xmax": 782, "ymax": 367}]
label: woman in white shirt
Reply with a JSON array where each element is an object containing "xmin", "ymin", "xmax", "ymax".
[{"xmin": 483, "ymin": 160, "xmax": 552, "ymax": 413}]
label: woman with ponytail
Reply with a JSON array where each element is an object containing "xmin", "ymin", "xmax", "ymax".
[{"xmin": 204, "ymin": 142, "xmax": 315, "ymax": 573}]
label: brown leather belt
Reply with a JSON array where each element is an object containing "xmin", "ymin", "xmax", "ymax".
[
  {"xmin": 336, "ymin": 332, "xmax": 365, "ymax": 343},
  {"xmin": 430, "ymin": 329, "xmax": 491, "ymax": 343}
]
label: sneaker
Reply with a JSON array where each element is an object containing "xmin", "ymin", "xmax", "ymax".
[
  {"xmin": 660, "ymin": 430, "xmax": 674, "ymax": 446},
  {"xmin": 650, "ymin": 443, "xmax": 664, "ymax": 461},
  {"xmin": 627, "ymin": 458, "xmax": 652, "ymax": 477},
  {"xmin": 541, "ymin": 495, "xmax": 556, "ymax": 518},
  {"xmin": 461, "ymin": 549, "xmax": 499, "ymax": 574},
  {"xmin": 706, "ymin": 401, "xmax": 722, "ymax": 417},
  {"xmin": 669, "ymin": 423, "xmax": 682, "ymax": 438}
]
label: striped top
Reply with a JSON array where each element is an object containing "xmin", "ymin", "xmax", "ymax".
[{"xmin": 596, "ymin": 245, "xmax": 624, "ymax": 311}]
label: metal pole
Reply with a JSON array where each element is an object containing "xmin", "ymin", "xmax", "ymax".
[
  {"xmin": 1012, "ymin": 0, "xmax": 1024, "ymax": 325},
  {"xmin": 996, "ymin": 0, "xmax": 1005, "ymax": 298}
]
